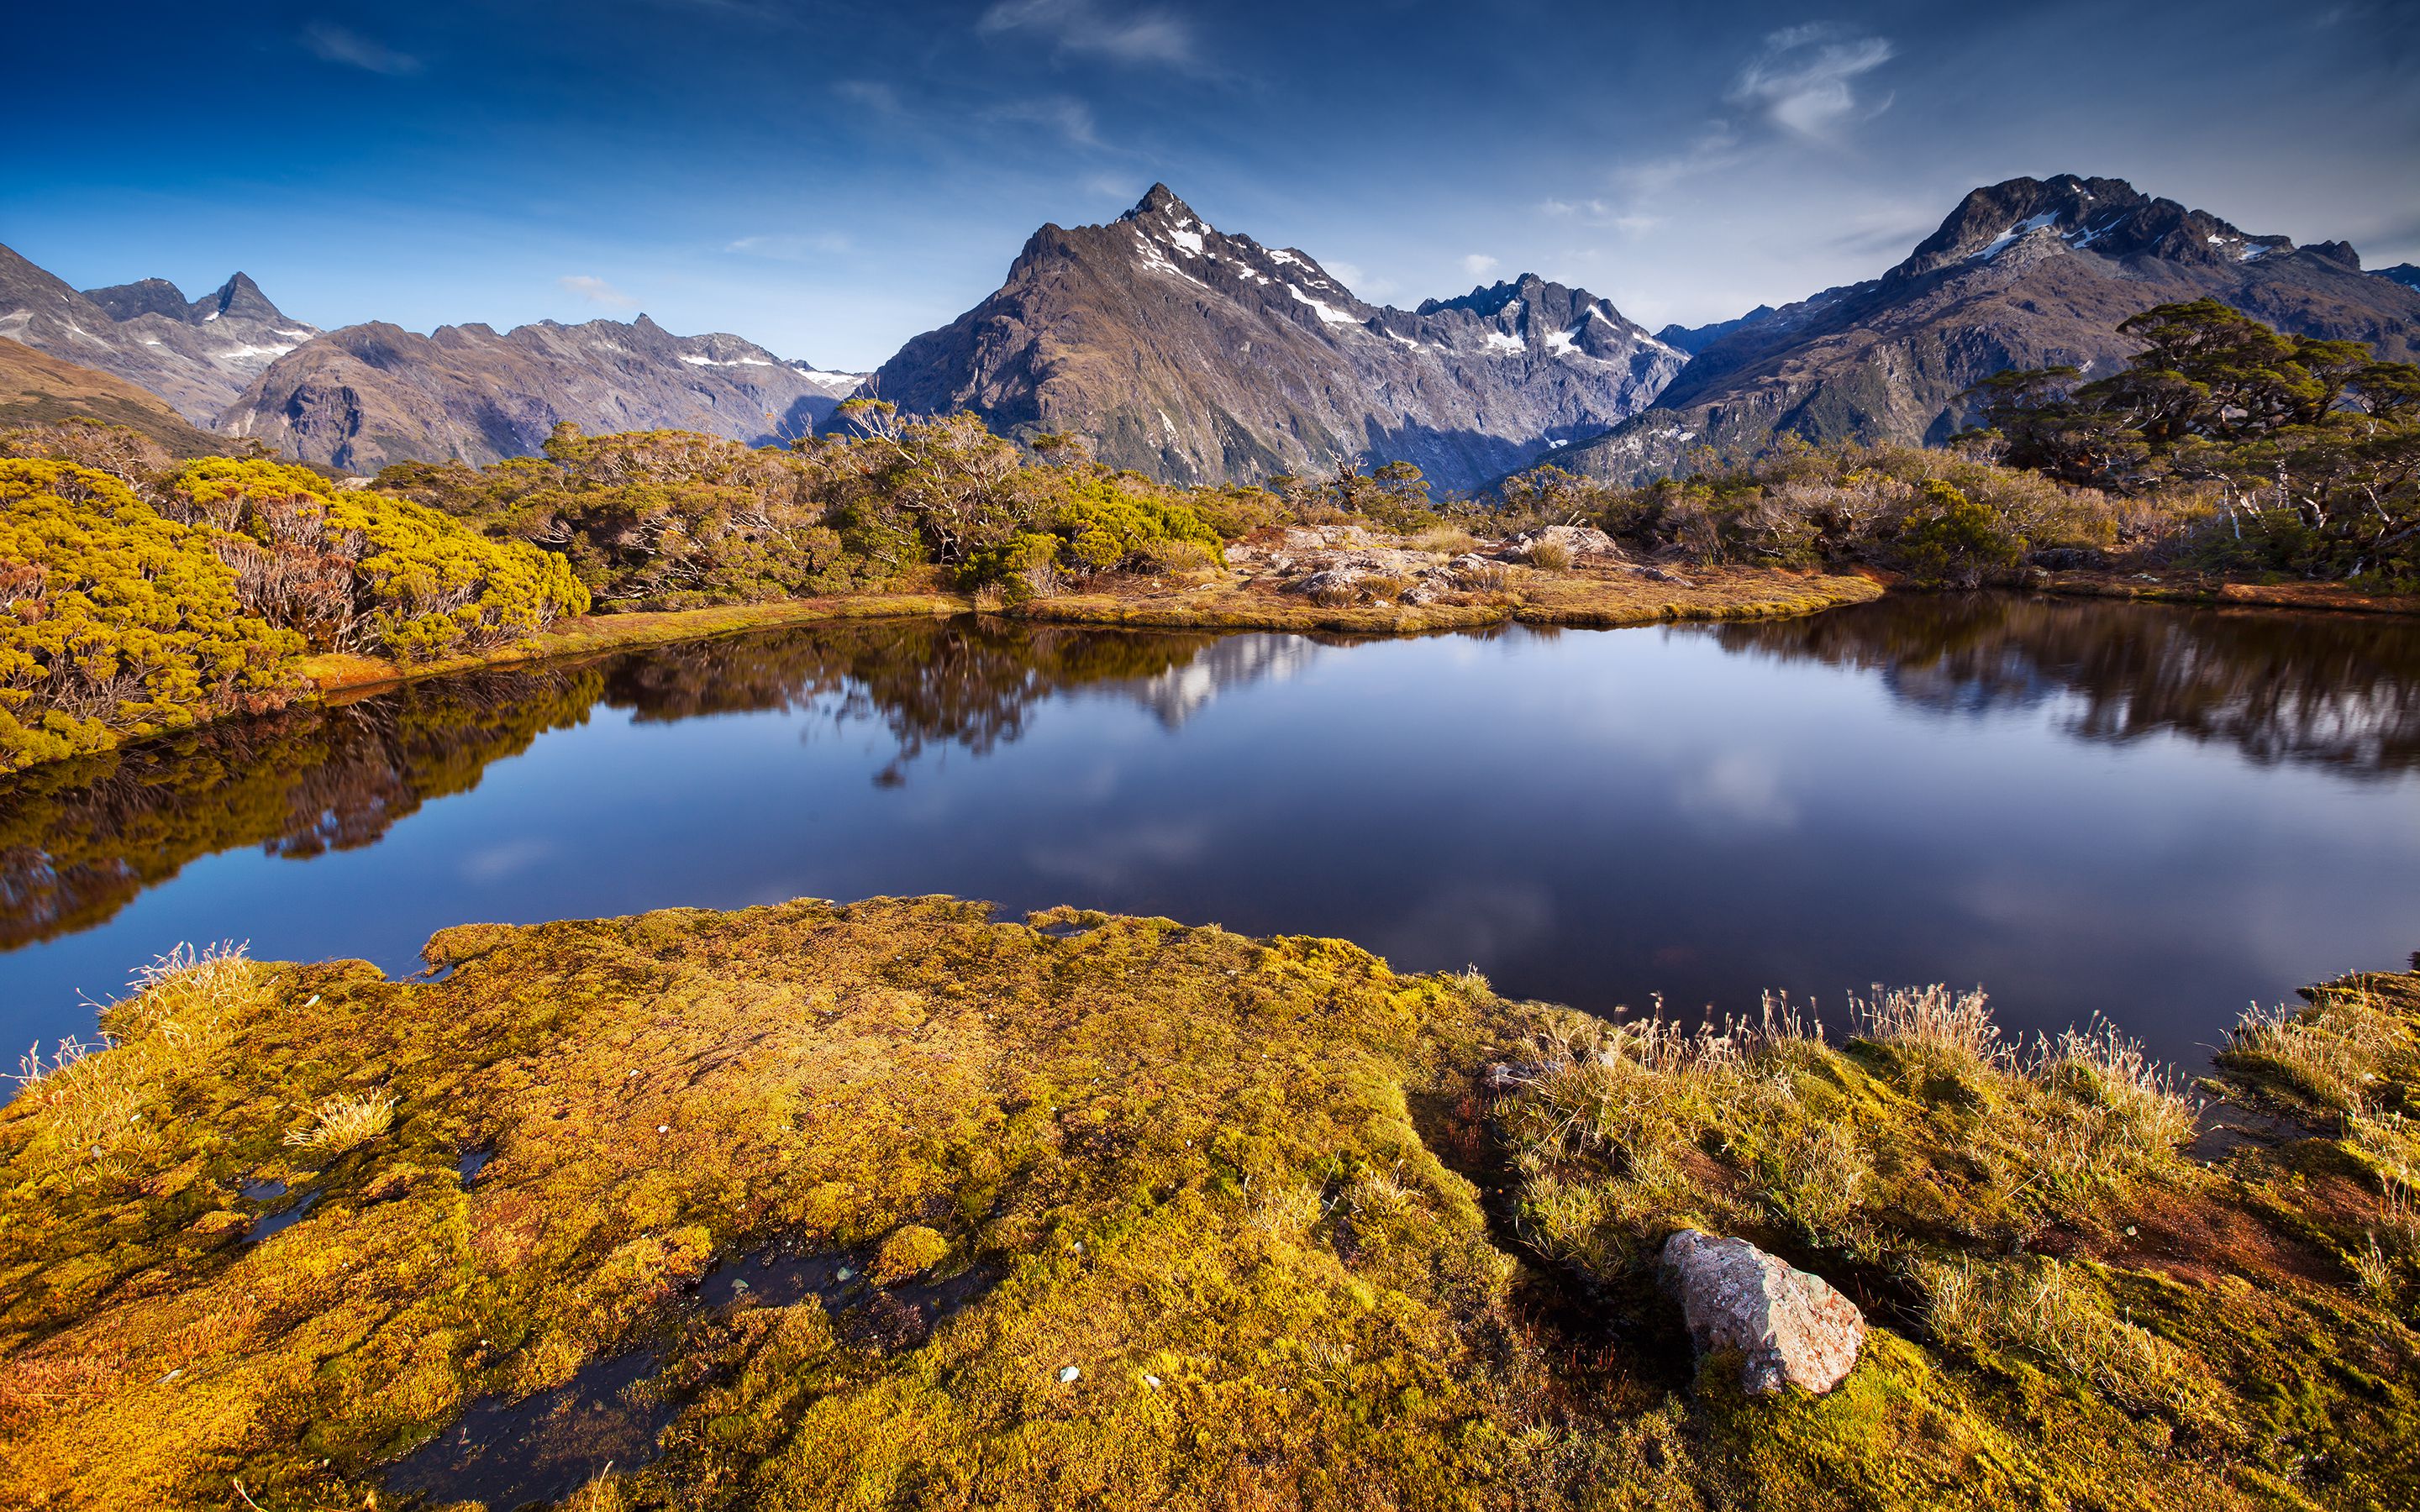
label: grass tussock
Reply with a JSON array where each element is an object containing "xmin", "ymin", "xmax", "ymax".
[
  {"xmin": 1528, "ymin": 539, "xmax": 1575, "ymax": 571},
  {"xmin": 1921, "ymin": 1255, "xmax": 2203, "ymax": 1412},
  {"xmin": 1504, "ymin": 985, "xmax": 2197, "ymax": 1278},
  {"xmin": 8, "ymin": 942, "xmax": 260, "ymax": 1175},
  {"xmin": 281, "ymin": 1091, "xmax": 397, "ymax": 1152},
  {"xmin": 2219, "ymin": 978, "xmax": 2417, "ymax": 1116}
]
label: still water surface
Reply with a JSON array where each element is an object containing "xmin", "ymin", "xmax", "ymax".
[{"xmin": 3, "ymin": 595, "xmax": 2414, "ymax": 1067}]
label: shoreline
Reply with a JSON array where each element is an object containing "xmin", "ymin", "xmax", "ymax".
[
  {"xmin": 298, "ymin": 564, "xmax": 1885, "ymax": 698},
  {"xmin": 14, "ymin": 560, "xmax": 2412, "ymax": 780}
]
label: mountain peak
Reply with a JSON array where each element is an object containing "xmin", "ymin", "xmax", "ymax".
[
  {"xmin": 83, "ymin": 277, "xmax": 194, "ymax": 323},
  {"xmin": 1891, "ymin": 173, "xmax": 2292, "ymax": 280},
  {"xmin": 1123, "ymin": 184, "xmax": 1199, "ymax": 224},
  {"xmin": 200, "ymin": 272, "xmax": 285, "ymax": 324}
]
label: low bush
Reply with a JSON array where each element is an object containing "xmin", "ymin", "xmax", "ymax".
[
  {"xmin": 162, "ymin": 458, "xmax": 591, "ymax": 659},
  {"xmin": 0, "ymin": 461, "xmax": 302, "ymax": 773}
]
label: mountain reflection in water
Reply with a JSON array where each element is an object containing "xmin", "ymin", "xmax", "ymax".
[
  {"xmin": 1702, "ymin": 595, "xmax": 2420, "ymax": 778},
  {"xmin": 2, "ymin": 598, "xmax": 2412, "ymax": 1068},
  {"xmin": 0, "ymin": 621, "xmax": 1306, "ymax": 950}
]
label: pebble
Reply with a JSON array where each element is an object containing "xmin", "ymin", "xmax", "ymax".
[{"xmin": 1058, "ymin": 1366, "xmax": 1081, "ymax": 1384}]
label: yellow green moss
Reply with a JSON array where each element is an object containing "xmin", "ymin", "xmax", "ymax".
[{"xmin": 0, "ymin": 904, "xmax": 2413, "ymax": 1509}]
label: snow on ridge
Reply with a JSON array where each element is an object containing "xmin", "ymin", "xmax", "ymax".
[
  {"xmin": 1973, "ymin": 211, "xmax": 2063, "ymax": 261},
  {"xmin": 1134, "ymin": 233, "xmax": 1210, "ymax": 288},
  {"xmin": 1544, "ymin": 329, "xmax": 1580, "ymax": 357},
  {"xmin": 1267, "ymin": 249, "xmax": 1308, "ymax": 269},
  {"xmin": 1167, "ymin": 224, "xmax": 1206, "ymax": 256},
  {"xmin": 1286, "ymin": 283, "xmax": 1359, "ymax": 328},
  {"xmin": 1482, "ymin": 330, "xmax": 1525, "ymax": 354}
]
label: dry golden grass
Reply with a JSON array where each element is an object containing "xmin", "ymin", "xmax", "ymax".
[
  {"xmin": 1922, "ymin": 1256, "xmax": 2202, "ymax": 1411},
  {"xmin": 280, "ymin": 1091, "xmax": 396, "ymax": 1152},
  {"xmin": 9, "ymin": 942, "xmax": 259, "ymax": 1176}
]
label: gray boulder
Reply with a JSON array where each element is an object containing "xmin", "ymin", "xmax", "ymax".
[
  {"xmin": 1660, "ymin": 1229, "xmax": 1865, "ymax": 1395},
  {"xmin": 1504, "ymin": 523, "xmax": 1623, "ymax": 562}
]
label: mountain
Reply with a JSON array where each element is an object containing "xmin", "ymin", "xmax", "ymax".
[
  {"xmin": 1554, "ymin": 175, "xmax": 2420, "ymax": 486},
  {"xmin": 1656, "ymin": 307, "xmax": 1781, "ymax": 355},
  {"xmin": 861, "ymin": 186, "xmax": 1683, "ymax": 491},
  {"xmin": 2378, "ymin": 264, "xmax": 2420, "ymax": 293},
  {"xmin": 0, "ymin": 244, "xmax": 320, "ymax": 422},
  {"xmin": 0, "ymin": 336, "xmax": 225, "ymax": 456},
  {"xmin": 221, "ymin": 318, "xmax": 865, "ymax": 471}
]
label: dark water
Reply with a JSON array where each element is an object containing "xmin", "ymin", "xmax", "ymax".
[{"xmin": 3, "ymin": 596, "xmax": 2415, "ymax": 1068}]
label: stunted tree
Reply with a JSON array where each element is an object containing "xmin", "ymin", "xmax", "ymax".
[
  {"xmin": 833, "ymin": 398, "xmax": 1044, "ymax": 565},
  {"xmin": 1972, "ymin": 300, "xmax": 2420, "ymax": 578}
]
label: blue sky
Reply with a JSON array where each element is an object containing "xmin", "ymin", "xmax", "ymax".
[{"xmin": 6, "ymin": 2, "xmax": 2415, "ymax": 370}]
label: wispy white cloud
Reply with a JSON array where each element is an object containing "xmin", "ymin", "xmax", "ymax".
[
  {"xmin": 1610, "ymin": 122, "xmax": 1749, "ymax": 201},
  {"xmin": 832, "ymin": 79, "xmax": 904, "ymax": 115},
  {"xmin": 979, "ymin": 0, "xmax": 1202, "ymax": 71},
  {"xmin": 983, "ymin": 96, "xmax": 1102, "ymax": 148},
  {"xmin": 558, "ymin": 274, "xmax": 639, "ymax": 308},
  {"xmin": 726, "ymin": 232, "xmax": 852, "ymax": 259},
  {"xmin": 301, "ymin": 22, "xmax": 420, "ymax": 76},
  {"xmin": 1726, "ymin": 23, "xmax": 1896, "ymax": 141},
  {"xmin": 1541, "ymin": 200, "xmax": 1664, "ymax": 236},
  {"xmin": 1461, "ymin": 253, "xmax": 1500, "ymax": 278},
  {"xmin": 1323, "ymin": 260, "xmax": 1394, "ymax": 299}
]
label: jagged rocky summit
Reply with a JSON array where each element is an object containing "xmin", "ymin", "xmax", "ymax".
[
  {"xmin": 0, "ymin": 245, "xmax": 321, "ymax": 422},
  {"xmin": 861, "ymin": 185, "xmax": 1684, "ymax": 492},
  {"xmin": 1555, "ymin": 173, "xmax": 2420, "ymax": 486}
]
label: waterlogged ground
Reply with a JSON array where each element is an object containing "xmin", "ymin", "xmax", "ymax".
[{"xmin": 2, "ymin": 596, "xmax": 2416, "ymax": 1066}]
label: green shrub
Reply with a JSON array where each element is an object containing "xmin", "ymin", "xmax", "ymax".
[
  {"xmin": 0, "ymin": 460, "xmax": 302, "ymax": 773},
  {"xmin": 1052, "ymin": 481, "xmax": 1223, "ymax": 572},
  {"xmin": 1896, "ymin": 480, "xmax": 2026, "ymax": 586},
  {"xmin": 166, "ymin": 458, "xmax": 590, "ymax": 659}
]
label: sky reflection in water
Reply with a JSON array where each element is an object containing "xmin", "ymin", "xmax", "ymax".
[{"xmin": 2, "ymin": 596, "xmax": 2414, "ymax": 1068}]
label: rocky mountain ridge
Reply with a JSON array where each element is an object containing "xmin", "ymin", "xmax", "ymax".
[
  {"xmin": 1552, "ymin": 174, "xmax": 2420, "ymax": 486},
  {"xmin": 0, "ymin": 244, "xmax": 321, "ymax": 422},
  {"xmin": 221, "ymin": 316, "xmax": 866, "ymax": 471},
  {"xmin": 860, "ymin": 185, "xmax": 1682, "ymax": 491}
]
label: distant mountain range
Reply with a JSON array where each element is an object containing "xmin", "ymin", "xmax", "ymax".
[
  {"xmin": 0, "ymin": 242, "xmax": 865, "ymax": 470},
  {"xmin": 0, "ymin": 244, "xmax": 321, "ymax": 421},
  {"xmin": 3, "ymin": 174, "xmax": 2417, "ymax": 485},
  {"xmin": 862, "ymin": 185, "xmax": 1682, "ymax": 491},
  {"xmin": 1554, "ymin": 175, "xmax": 2420, "ymax": 486},
  {"xmin": 220, "ymin": 319, "xmax": 864, "ymax": 471}
]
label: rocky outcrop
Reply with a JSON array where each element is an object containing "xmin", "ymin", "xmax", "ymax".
[
  {"xmin": 221, "ymin": 318, "xmax": 865, "ymax": 471},
  {"xmin": 1557, "ymin": 175, "xmax": 2420, "ymax": 486},
  {"xmin": 863, "ymin": 186, "xmax": 1682, "ymax": 492},
  {"xmin": 0, "ymin": 244, "xmax": 320, "ymax": 422},
  {"xmin": 1660, "ymin": 1229, "xmax": 1865, "ymax": 1395}
]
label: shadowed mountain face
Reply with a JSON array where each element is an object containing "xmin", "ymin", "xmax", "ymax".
[
  {"xmin": 220, "ymin": 317, "xmax": 865, "ymax": 471},
  {"xmin": 0, "ymin": 245, "xmax": 320, "ymax": 422},
  {"xmin": 863, "ymin": 186, "xmax": 1683, "ymax": 491},
  {"xmin": 1699, "ymin": 594, "xmax": 2420, "ymax": 780},
  {"xmin": 1560, "ymin": 175, "xmax": 2420, "ymax": 485}
]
